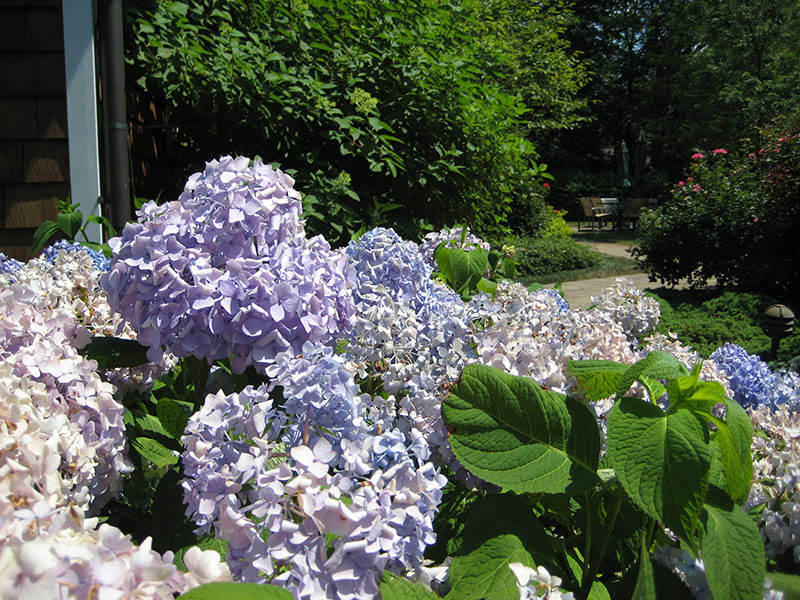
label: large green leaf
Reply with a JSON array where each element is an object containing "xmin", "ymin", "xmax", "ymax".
[
  {"xmin": 151, "ymin": 469, "xmax": 196, "ymax": 553},
  {"xmin": 380, "ymin": 572, "xmax": 439, "ymax": 600},
  {"xmin": 443, "ymin": 364, "xmax": 600, "ymax": 494},
  {"xmin": 607, "ymin": 398, "xmax": 710, "ymax": 544},
  {"xmin": 157, "ymin": 398, "xmax": 190, "ymax": 440},
  {"xmin": 705, "ymin": 399, "xmax": 754, "ymax": 504},
  {"xmin": 616, "ymin": 351, "xmax": 688, "ymax": 399},
  {"xmin": 178, "ymin": 582, "xmax": 293, "ymax": 599},
  {"xmin": 57, "ymin": 208, "xmax": 83, "ymax": 239},
  {"xmin": 456, "ymin": 494, "xmax": 556, "ymax": 571},
  {"xmin": 701, "ymin": 488, "xmax": 765, "ymax": 600},
  {"xmin": 567, "ymin": 359, "xmax": 628, "ymax": 402},
  {"xmin": 446, "ymin": 534, "xmax": 536, "ymax": 600},
  {"xmin": 434, "ymin": 245, "xmax": 488, "ymax": 298}
]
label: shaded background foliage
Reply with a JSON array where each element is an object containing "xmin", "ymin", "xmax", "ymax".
[
  {"xmin": 542, "ymin": 0, "xmax": 800, "ymax": 214},
  {"xmin": 125, "ymin": 0, "xmax": 588, "ymax": 245}
]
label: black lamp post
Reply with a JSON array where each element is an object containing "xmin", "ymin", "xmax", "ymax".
[{"xmin": 762, "ymin": 304, "xmax": 795, "ymax": 359}]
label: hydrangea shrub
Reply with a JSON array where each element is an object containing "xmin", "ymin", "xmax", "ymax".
[{"xmin": 3, "ymin": 156, "xmax": 800, "ymax": 599}]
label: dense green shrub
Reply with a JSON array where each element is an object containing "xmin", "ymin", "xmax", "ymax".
[
  {"xmin": 647, "ymin": 289, "xmax": 800, "ymax": 361},
  {"xmin": 633, "ymin": 112, "xmax": 800, "ymax": 303},
  {"xmin": 125, "ymin": 0, "xmax": 585, "ymax": 244},
  {"xmin": 539, "ymin": 206, "xmax": 573, "ymax": 238},
  {"xmin": 514, "ymin": 235, "xmax": 601, "ymax": 278}
]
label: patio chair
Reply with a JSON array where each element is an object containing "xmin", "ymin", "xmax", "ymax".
[
  {"xmin": 578, "ymin": 197, "xmax": 614, "ymax": 231},
  {"xmin": 623, "ymin": 197, "xmax": 650, "ymax": 229}
]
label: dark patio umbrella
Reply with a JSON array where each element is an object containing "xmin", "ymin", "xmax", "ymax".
[
  {"xmin": 634, "ymin": 129, "xmax": 647, "ymax": 187},
  {"xmin": 616, "ymin": 140, "xmax": 632, "ymax": 191}
]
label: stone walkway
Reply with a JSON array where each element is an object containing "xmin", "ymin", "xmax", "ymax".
[{"xmin": 545, "ymin": 232, "xmax": 712, "ymax": 310}]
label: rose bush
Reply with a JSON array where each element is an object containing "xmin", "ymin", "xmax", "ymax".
[{"xmin": 634, "ymin": 111, "xmax": 800, "ymax": 304}]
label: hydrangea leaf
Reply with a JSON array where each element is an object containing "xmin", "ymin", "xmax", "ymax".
[
  {"xmin": 701, "ymin": 488, "xmax": 765, "ymax": 600},
  {"xmin": 177, "ymin": 582, "xmax": 293, "ymax": 599},
  {"xmin": 157, "ymin": 398, "xmax": 190, "ymax": 440},
  {"xmin": 616, "ymin": 351, "xmax": 688, "ymax": 399},
  {"xmin": 78, "ymin": 336, "xmax": 150, "ymax": 368},
  {"xmin": 607, "ymin": 397, "xmax": 710, "ymax": 545},
  {"xmin": 131, "ymin": 436, "xmax": 179, "ymax": 468},
  {"xmin": 434, "ymin": 245, "xmax": 488, "ymax": 297},
  {"xmin": 446, "ymin": 534, "xmax": 536, "ymax": 600},
  {"xmin": 457, "ymin": 494, "xmax": 556, "ymax": 572},
  {"xmin": 567, "ymin": 359, "xmax": 628, "ymax": 401},
  {"xmin": 443, "ymin": 364, "xmax": 600, "ymax": 494},
  {"xmin": 705, "ymin": 399, "xmax": 753, "ymax": 504},
  {"xmin": 151, "ymin": 469, "xmax": 196, "ymax": 553},
  {"xmin": 380, "ymin": 572, "xmax": 439, "ymax": 599}
]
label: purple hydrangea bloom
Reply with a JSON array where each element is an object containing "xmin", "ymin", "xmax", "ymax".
[
  {"xmin": 101, "ymin": 156, "xmax": 356, "ymax": 372},
  {"xmin": 708, "ymin": 343, "xmax": 793, "ymax": 410},
  {"xmin": 43, "ymin": 240, "xmax": 111, "ymax": 272},
  {"xmin": 181, "ymin": 386, "xmax": 446, "ymax": 599}
]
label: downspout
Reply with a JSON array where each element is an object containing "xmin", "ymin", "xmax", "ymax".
[{"xmin": 98, "ymin": 0, "xmax": 131, "ymax": 232}]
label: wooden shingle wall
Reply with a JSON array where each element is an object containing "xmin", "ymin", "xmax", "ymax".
[{"xmin": 0, "ymin": 0, "xmax": 68, "ymax": 260}]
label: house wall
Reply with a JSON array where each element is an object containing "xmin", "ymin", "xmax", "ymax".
[{"xmin": 0, "ymin": 0, "xmax": 68, "ymax": 260}]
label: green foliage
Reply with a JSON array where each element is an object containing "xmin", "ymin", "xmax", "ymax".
[
  {"xmin": 29, "ymin": 198, "xmax": 116, "ymax": 258},
  {"xmin": 125, "ymin": 0, "xmax": 586, "ymax": 243},
  {"xmin": 96, "ymin": 345, "xmax": 211, "ymax": 550},
  {"xmin": 514, "ymin": 235, "xmax": 602, "ymax": 279},
  {"xmin": 541, "ymin": 206, "xmax": 574, "ymax": 239},
  {"xmin": 178, "ymin": 582, "xmax": 293, "ymax": 599},
  {"xmin": 380, "ymin": 572, "xmax": 439, "ymax": 600},
  {"xmin": 633, "ymin": 112, "xmax": 800, "ymax": 303},
  {"xmin": 647, "ymin": 289, "xmax": 800, "ymax": 361},
  {"xmin": 434, "ymin": 355, "xmax": 765, "ymax": 599},
  {"xmin": 433, "ymin": 237, "xmax": 517, "ymax": 301}
]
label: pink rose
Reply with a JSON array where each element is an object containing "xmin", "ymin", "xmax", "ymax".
[
  {"xmin": 678, "ymin": 181, "xmax": 686, "ymax": 186},
  {"xmin": 691, "ymin": 153, "xmax": 705, "ymax": 160},
  {"xmin": 692, "ymin": 185, "xmax": 702, "ymax": 192},
  {"xmin": 712, "ymin": 148, "xmax": 728, "ymax": 155},
  {"xmin": 543, "ymin": 182, "xmax": 550, "ymax": 189}
]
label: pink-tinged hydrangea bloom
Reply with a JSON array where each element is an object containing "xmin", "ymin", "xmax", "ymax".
[
  {"xmin": 475, "ymin": 281, "xmax": 637, "ymax": 396},
  {"xmin": 0, "ymin": 503, "xmax": 229, "ymax": 599},
  {"xmin": 0, "ymin": 257, "xmax": 131, "ymax": 513},
  {"xmin": 101, "ymin": 156, "xmax": 356, "ymax": 372},
  {"xmin": 590, "ymin": 277, "xmax": 660, "ymax": 339},
  {"xmin": 747, "ymin": 404, "xmax": 800, "ymax": 562}
]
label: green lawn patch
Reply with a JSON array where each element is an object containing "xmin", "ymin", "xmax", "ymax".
[{"xmin": 645, "ymin": 287, "xmax": 800, "ymax": 362}]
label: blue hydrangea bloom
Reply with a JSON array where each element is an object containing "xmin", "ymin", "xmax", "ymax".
[
  {"xmin": 43, "ymin": 240, "xmax": 112, "ymax": 271},
  {"xmin": 0, "ymin": 253, "xmax": 23, "ymax": 281},
  {"xmin": 709, "ymin": 342, "xmax": 799, "ymax": 411}
]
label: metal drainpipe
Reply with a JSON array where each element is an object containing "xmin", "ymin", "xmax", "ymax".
[{"xmin": 99, "ymin": 0, "xmax": 131, "ymax": 233}]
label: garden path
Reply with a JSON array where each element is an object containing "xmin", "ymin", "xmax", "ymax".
[{"xmin": 550, "ymin": 230, "xmax": 715, "ymax": 310}]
